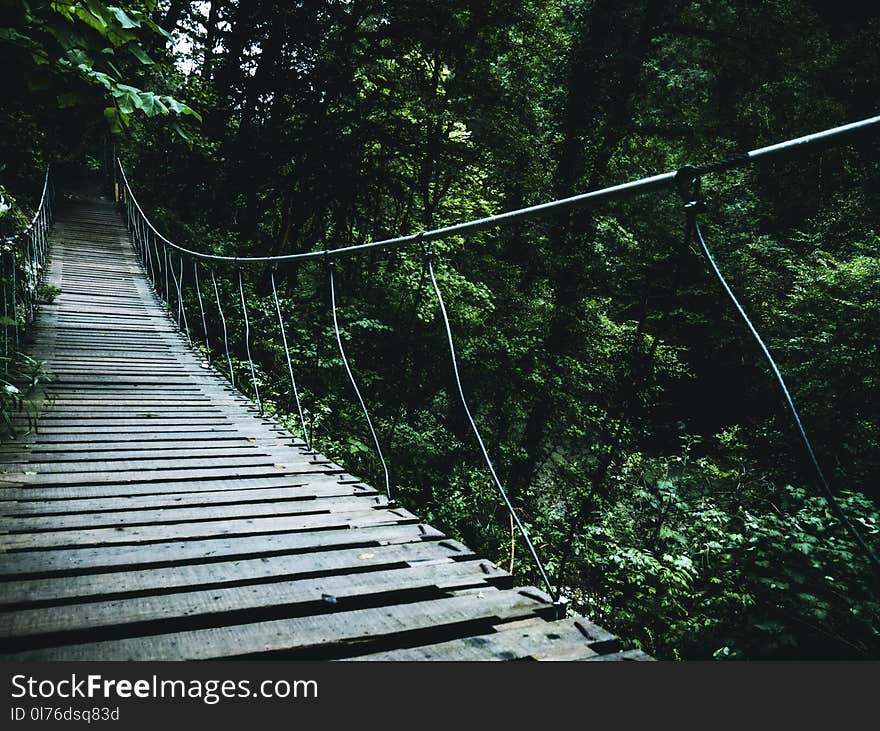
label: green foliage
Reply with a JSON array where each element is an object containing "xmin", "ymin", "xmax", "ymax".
[
  {"xmin": 0, "ymin": 185, "xmax": 31, "ymax": 237},
  {"xmin": 558, "ymin": 438, "xmax": 879, "ymax": 659},
  {"xmin": 36, "ymin": 283, "xmax": 62, "ymax": 304},
  {"xmin": 5, "ymin": 0, "xmax": 880, "ymax": 659},
  {"xmin": 0, "ymin": 353, "xmax": 51, "ymax": 440},
  {"xmin": 0, "ymin": 0, "xmax": 198, "ymax": 141}
]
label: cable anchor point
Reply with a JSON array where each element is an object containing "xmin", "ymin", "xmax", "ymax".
[{"xmin": 552, "ymin": 593, "xmax": 569, "ymax": 620}]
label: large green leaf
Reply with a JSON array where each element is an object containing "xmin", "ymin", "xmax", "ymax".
[
  {"xmin": 107, "ymin": 6, "xmax": 140, "ymax": 29},
  {"xmin": 72, "ymin": 5, "xmax": 108, "ymax": 34},
  {"xmin": 128, "ymin": 43, "xmax": 153, "ymax": 65},
  {"xmin": 139, "ymin": 91, "xmax": 169, "ymax": 116},
  {"xmin": 164, "ymin": 97, "xmax": 202, "ymax": 122}
]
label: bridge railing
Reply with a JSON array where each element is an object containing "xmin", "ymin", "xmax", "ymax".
[
  {"xmin": 111, "ymin": 114, "xmax": 880, "ymax": 603},
  {"xmin": 1, "ymin": 167, "xmax": 54, "ymax": 372}
]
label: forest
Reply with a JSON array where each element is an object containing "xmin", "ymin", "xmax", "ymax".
[{"xmin": 1, "ymin": 0, "xmax": 878, "ymax": 660}]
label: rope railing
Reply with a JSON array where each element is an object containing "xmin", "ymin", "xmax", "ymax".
[
  {"xmin": 111, "ymin": 113, "xmax": 880, "ymax": 604},
  {"xmin": 1, "ymin": 166, "xmax": 54, "ymax": 373}
]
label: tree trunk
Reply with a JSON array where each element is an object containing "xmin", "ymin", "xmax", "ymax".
[
  {"xmin": 506, "ymin": 0, "xmax": 672, "ymax": 498},
  {"xmin": 202, "ymin": 1, "xmax": 221, "ymax": 81}
]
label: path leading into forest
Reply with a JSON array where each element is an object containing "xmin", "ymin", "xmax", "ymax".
[{"xmin": 0, "ymin": 186, "xmax": 646, "ymax": 661}]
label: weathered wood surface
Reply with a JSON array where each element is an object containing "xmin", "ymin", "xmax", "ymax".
[{"xmin": 0, "ymin": 188, "xmax": 642, "ymax": 661}]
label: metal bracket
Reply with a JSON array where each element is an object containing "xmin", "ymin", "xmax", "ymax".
[{"xmin": 674, "ymin": 164, "xmax": 704, "ymax": 209}]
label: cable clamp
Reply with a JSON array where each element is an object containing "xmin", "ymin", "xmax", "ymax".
[
  {"xmin": 413, "ymin": 231, "xmax": 433, "ymax": 261},
  {"xmin": 674, "ymin": 165, "xmax": 705, "ymax": 212}
]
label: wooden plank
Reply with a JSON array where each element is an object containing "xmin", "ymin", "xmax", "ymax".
[
  {"xmin": 1, "ymin": 561, "xmax": 507, "ymax": 650},
  {"xmin": 581, "ymin": 649, "xmax": 653, "ymax": 661},
  {"xmin": 32, "ymin": 408, "xmax": 224, "ymax": 415},
  {"xmin": 9, "ymin": 418, "xmax": 233, "ymax": 428},
  {"xmin": 0, "ymin": 524, "xmax": 443, "ymax": 577},
  {"xmin": 0, "ymin": 506, "xmax": 419, "ymax": 549},
  {"xmin": 4, "ymin": 432, "xmax": 258, "ymax": 444},
  {"xmin": 0, "ymin": 455, "xmax": 304, "ymax": 474},
  {"xmin": 1, "ymin": 538, "xmax": 472, "ymax": 604},
  {"xmin": 0, "ymin": 463, "xmax": 335, "ymax": 487},
  {"xmin": 3, "ymin": 483, "xmax": 375, "ymax": 515},
  {"xmin": 351, "ymin": 616, "xmax": 600, "ymax": 661},
  {"xmin": 0, "ymin": 474, "xmax": 352, "ymax": 500},
  {"xmin": 0, "ymin": 588, "xmax": 557, "ymax": 660},
  {"xmin": 0, "ymin": 446, "xmax": 271, "ymax": 462},
  {"xmin": 1, "ymin": 494, "xmax": 387, "ymax": 531}
]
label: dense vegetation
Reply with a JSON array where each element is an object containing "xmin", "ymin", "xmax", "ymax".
[{"xmin": 2, "ymin": 0, "xmax": 878, "ymax": 659}]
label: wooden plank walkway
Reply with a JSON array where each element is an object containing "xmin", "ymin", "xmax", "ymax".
[{"xmin": 0, "ymin": 186, "xmax": 645, "ymax": 661}]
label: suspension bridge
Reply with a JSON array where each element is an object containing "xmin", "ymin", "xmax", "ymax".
[{"xmin": 0, "ymin": 115, "xmax": 878, "ymax": 661}]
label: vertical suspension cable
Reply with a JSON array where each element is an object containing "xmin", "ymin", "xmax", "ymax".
[
  {"xmin": 163, "ymin": 246, "xmax": 170, "ymax": 306},
  {"xmin": 30, "ymin": 231, "xmax": 37, "ymax": 322},
  {"xmin": 328, "ymin": 263, "xmax": 391, "ymax": 500},
  {"xmin": 34, "ymin": 211, "xmax": 42, "ymax": 267},
  {"xmin": 2, "ymin": 250, "xmax": 8, "ymax": 373},
  {"xmin": 174, "ymin": 256, "xmax": 182, "ymax": 328},
  {"xmin": 10, "ymin": 248, "xmax": 19, "ymax": 348},
  {"xmin": 26, "ymin": 230, "xmax": 35, "ymax": 319},
  {"xmin": 168, "ymin": 251, "xmax": 183, "ymax": 329},
  {"xmin": 135, "ymin": 216, "xmax": 144, "ymax": 265},
  {"xmin": 145, "ymin": 229, "xmax": 156, "ymax": 285},
  {"xmin": 32, "ymin": 227, "xmax": 41, "ymax": 316},
  {"xmin": 237, "ymin": 268, "xmax": 262, "ymax": 414},
  {"xmin": 176, "ymin": 255, "xmax": 192, "ymax": 343},
  {"xmin": 24, "ymin": 232, "xmax": 34, "ymax": 323},
  {"xmin": 193, "ymin": 261, "xmax": 211, "ymax": 363},
  {"xmin": 39, "ymin": 207, "xmax": 47, "ymax": 266},
  {"xmin": 673, "ymin": 167, "xmax": 880, "ymax": 579},
  {"xmin": 425, "ymin": 253, "xmax": 555, "ymax": 600},
  {"xmin": 270, "ymin": 267, "xmax": 310, "ymax": 449},
  {"xmin": 211, "ymin": 269, "xmax": 235, "ymax": 387},
  {"xmin": 151, "ymin": 236, "xmax": 163, "ymax": 294},
  {"xmin": 688, "ymin": 212, "xmax": 880, "ymax": 577},
  {"xmin": 159, "ymin": 241, "xmax": 166, "ymax": 299},
  {"xmin": 141, "ymin": 223, "xmax": 149, "ymax": 271},
  {"xmin": 20, "ymin": 234, "xmax": 29, "ymax": 325}
]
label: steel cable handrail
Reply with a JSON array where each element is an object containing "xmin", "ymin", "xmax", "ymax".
[
  {"xmin": 1, "ymin": 166, "xmax": 54, "ymax": 370},
  {"xmin": 114, "ymin": 114, "xmax": 880, "ymax": 265},
  {"xmin": 0, "ymin": 166, "xmax": 51, "ymax": 244}
]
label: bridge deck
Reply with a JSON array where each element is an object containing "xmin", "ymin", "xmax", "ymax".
[{"xmin": 0, "ymin": 189, "xmax": 642, "ymax": 661}]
